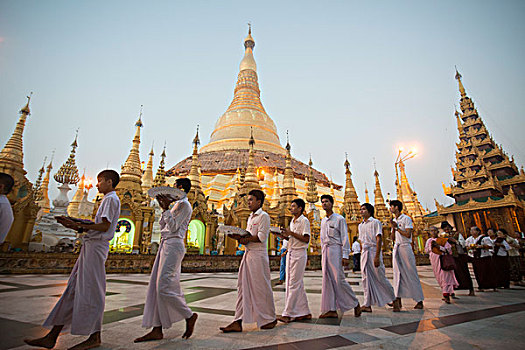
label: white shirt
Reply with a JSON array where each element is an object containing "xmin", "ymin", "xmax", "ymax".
[
  {"xmin": 465, "ymin": 235, "xmax": 493, "ymax": 258},
  {"xmin": 358, "ymin": 217, "xmax": 382, "ymax": 250},
  {"xmin": 0, "ymin": 194, "xmax": 14, "ymax": 244},
  {"xmin": 393, "ymin": 213, "xmax": 413, "ymax": 245},
  {"xmin": 160, "ymin": 197, "xmax": 192, "ymax": 240},
  {"xmin": 84, "ymin": 191, "xmax": 121, "ymax": 242},
  {"xmin": 352, "ymin": 241, "xmax": 361, "ymax": 254},
  {"xmin": 281, "ymin": 239, "xmax": 288, "ymax": 250},
  {"xmin": 246, "ymin": 208, "xmax": 270, "ymax": 251},
  {"xmin": 288, "ymin": 214, "xmax": 310, "ymax": 251},
  {"xmin": 320, "ymin": 212, "xmax": 351, "ymax": 259},
  {"xmin": 491, "ymin": 237, "xmax": 511, "ymax": 257}
]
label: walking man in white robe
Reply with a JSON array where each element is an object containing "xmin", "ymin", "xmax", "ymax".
[
  {"xmin": 25, "ymin": 170, "xmax": 121, "ymax": 350},
  {"xmin": 389, "ymin": 199, "xmax": 424, "ymax": 310},
  {"xmin": 220, "ymin": 189, "xmax": 277, "ymax": 332},
  {"xmin": 277, "ymin": 198, "xmax": 311, "ymax": 323},
  {"xmin": 319, "ymin": 194, "xmax": 361, "ymax": 318},
  {"xmin": 358, "ymin": 203, "xmax": 399, "ymax": 313},
  {"xmin": 135, "ymin": 178, "xmax": 198, "ymax": 342}
]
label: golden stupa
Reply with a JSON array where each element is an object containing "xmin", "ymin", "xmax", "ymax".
[{"xmin": 167, "ymin": 28, "xmax": 344, "ymax": 211}]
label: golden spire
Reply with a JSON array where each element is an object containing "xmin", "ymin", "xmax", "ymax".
[
  {"xmin": 68, "ymin": 171, "xmax": 86, "ymax": 217},
  {"xmin": 189, "ymin": 126, "xmax": 203, "ymax": 192},
  {"xmin": 455, "ymin": 109, "xmax": 465, "ymax": 135},
  {"xmin": 455, "ymin": 67, "xmax": 467, "ymax": 98},
  {"xmin": 282, "ymin": 131, "xmax": 296, "ymax": 191},
  {"xmin": 306, "ymin": 155, "xmax": 319, "ymax": 204},
  {"xmin": 364, "ymin": 182, "xmax": 370, "ymax": 203},
  {"xmin": 34, "ymin": 157, "xmax": 47, "ymax": 196},
  {"xmin": 38, "ymin": 155, "xmax": 53, "ymax": 213},
  {"xmin": 119, "ymin": 107, "xmax": 144, "ymax": 185},
  {"xmin": 343, "ymin": 153, "xmax": 360, "ymax": 220},
  {"xmin": 373, "ymin": 169, "xmax": 390, "ymax": 221},
  {"xmin": 142, "ymin": 144, "xmax": 155, "ymax": 194},
  {"xmin": 153, "ymin": 144, "xmax": 167, "ymax": 187},
  {"xmin": 54, "ymin": 132, "xmax": 80, "ymax": 185},
  {"xmin": 241, "ymin": 128, "xmax": 261, "ymax": 191},
  {"xmin": 0, "ymin": 94, "xmax": 32, "ymax": 173},
  {"xmin": 200, "ymin": 27, "xmax": 285, "ymax": 155}
]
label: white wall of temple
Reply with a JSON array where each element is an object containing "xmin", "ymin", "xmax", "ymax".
[{"xmin": 167, "ymin": 173, "xmax": 345, "ymax": 216}]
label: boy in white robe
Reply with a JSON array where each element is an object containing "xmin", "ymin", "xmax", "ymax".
[
  {"xmin": 358, "ymin": 203, "xmax": 398, "ymax": 312},
  {"xmin": 389, "ymin": 199, "xmax": 424, "ymax": 310},
  {"xmin": 319, "ymin": 194, "xmax": 361, "ymax": 318},
  {"xmin": 25, "ymin": 170, "xmax": 121, "ymax": 350},
  {"xmin": 0, "ymin": 173, "xmax": 14, "ymax": 244},
  {"xmin": 277, "ymin": 198, "xmax": 311, "ymax": 323},
  {"xmin": 135, "ymin": 178, "xmax": 198, "ymax": 342},
  {"xmin": 220, "ymin": 189, "xmax": 277, "ymax": 332}
]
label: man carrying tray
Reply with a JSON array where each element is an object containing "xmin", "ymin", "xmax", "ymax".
[
  {"xmin": 220, "ymin": 189, "xmax": 277, "ymax": 332},
  {"xmin": 135, "ymin": 178, "xmax": 198, "ymax": 342}
]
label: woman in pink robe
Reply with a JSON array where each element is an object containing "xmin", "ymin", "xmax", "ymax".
[{"xmin": 425, "ymin": 227, "xmax": 458, "ymax": 303}]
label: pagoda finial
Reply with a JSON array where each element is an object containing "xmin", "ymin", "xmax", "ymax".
[
  {"xmin": 136, "ymin": 104, "xmax": 144, "ymax": 127},
  {"xmin": 455, "ymin": 66, "xmax": 467, "ymax": 98},
  {"xmin": 20, "ymin": 92, "xmax": 32, "ymax": 115},
  {"xmin": 285, "ymin": 130, "xmax": 291, "ymax": 152},
  {"xmin": 344, "ymin": 152, "xmax": 350, "ymax": 170},
  {"xmin": 193, "ymin": 125, "xmax": 200, "ymax": 147},
  {"xmin": 249, "ymin": 127, "xmax": 255, "ymax": 148},
  {"xmin": 54, "ymin": 132, "xmax": 80, "ymax": 185}
]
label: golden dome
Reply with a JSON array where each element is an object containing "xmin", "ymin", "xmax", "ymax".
[{"xmin": 199, "ymin": 28, "xmax": 285, "ymax": 155}]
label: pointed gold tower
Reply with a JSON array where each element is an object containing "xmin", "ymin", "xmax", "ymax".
[
  {"xmin": 200, "ymin": 27, "xmax": 285, "ymax": 155},
  {"xmin": 0, "ymin": 96, "xmax": 39, "ymax": 249},
  {"xmin": 364, "ymin": 183, "xmax": 370, "ymax": 203},
  {"xmin": 37, "ymin": 157, "xmax": 53, "ymax": 214},
  {"xmin": 373, "ymin": 170, "xmax": 390, "ymax": 222},
  {"xmin": 280, "ymin": 134, "xmax": 298, "ymax": 227},
  {"xmin": 153, "ymin": 146, "xmax": 167, "ymax": 187},
  {"xmin": 343, "ymin": 156, "xmax": 360, "ymax": 220},
  {"xmin": 116, "ymin": 112, "xmax": 145, "ymax": 204},
  {"xmin": 142, "ymin": 146, "xmax": 154, "ymax": 195},
  {"xmin": 67, "ymin": 171, "xmax": 85, "ymax": 217},
  {"xmin": 188, "ymin": 126, "xmax": 204, "ymax": 200}
]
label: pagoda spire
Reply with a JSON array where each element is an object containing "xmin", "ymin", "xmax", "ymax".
[
  {"xmin": 54, "ymin": 133, "xmax": 80, "ymax": 186},
  {"xmin": 364, "ymin": 182, "xmax": 370, "ymax": 203},
  {"xmin": 153, "ymin": 145, "xmax": 167, "ymax": 187},
  {"xmin": 188, "ymin": 125, "xmax": 203, "ymax": 192},
  {"xmin": 455, "ymin": 67, "xmax": 467, "ymax": 99},
  {"xmin": 38, "ymin": 155, "xmax": 53, "ymax": 213},
  {"xmin": 34, "ymin": 157, "xmax": 47, "ymax": 197},
  {"xmin": 68, "ymin": 171, "xmax": 86, "ymax": 217},
  {"xmin": 373, "ymin": 169, "xmax": 390, "ymax": 221},
  {"xmin": 200, "ymin": 26, "xmax": 285, "ymax": 155},
  {"xmin": 142, "ymin": 144, "xmax": 155, "ymax": 194},
  {"xmin": 343, "ymin": 154, "xmax": 360, "ymax": 220},
  {"xmin": 306, "ymin": 155, "xmax": 319, "ymax": 205},
  {"xmin": 241, "ymin": 128, "xmax": 261, "ymax": 193},
  {"xmin": 119, "ymin": 107, "xmax": 144, "ymax": 186},
  {"xmin": 0, "ymin": 94, "xmax": 32, "ymax": 174}
]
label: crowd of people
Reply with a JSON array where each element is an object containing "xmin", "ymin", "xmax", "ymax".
[{"xmin": 0, "ymin": 169, "xmax": 519, "ymax": 349}]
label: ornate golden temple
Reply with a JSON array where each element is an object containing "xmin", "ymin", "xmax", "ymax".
[{"xmin": 434, "ymin": 70, "xmax": 525, "ymax": 233}]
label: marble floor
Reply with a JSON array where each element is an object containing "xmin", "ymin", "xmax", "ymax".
[{"xmin": 1, "ymin": 265, "xmax": 524, "ymax": 349}]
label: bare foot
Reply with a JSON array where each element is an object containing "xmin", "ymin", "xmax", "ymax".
[
  {"xmin": 24, "ymin": 335, "xmax": 57, "ymax": 349},
  {"xmin": 414, "ymin": 301, "xmax": 424, "ymax": 309},
  {"xmin": 261, "ymin": 319, "xmax": 277, "ymax": 329},
  {"xmin": 319, "ymin": 311, "xmax": 338, "ymax": 318},
  {"xmin": 182, "ymin": 313, "xmax": 198, "ymax": 339},
  {"xmin": 360, "ymin": 306, "xmax": 372, "ymax": 313},
  {"xmin": 134, "ymin": 327, "xmax": 163, "ymax": 343},
  {"xmin": 220, "ymin": 320, "xmax": 242, "ymax": 333},
  {"xmin": 68, "ymin": 332, "xmax": 101, "ymax": 350},
  {"xmin": 277, "ymin": 315, "xmax": 292, "ymax": 323}
]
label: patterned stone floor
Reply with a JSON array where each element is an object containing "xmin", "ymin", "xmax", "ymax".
[{"xmin": 1, "ymin": 265, "xmax": 524, "ymax": 349}]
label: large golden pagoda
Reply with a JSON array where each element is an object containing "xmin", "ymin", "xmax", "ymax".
[
  {"xmin": 436, "ymin": 70, "xmax": 525, "ymax": 233},
  {"xmin": 0, "ymin": 96, "xmax": 39, "ymax": 250},
  {"xmin": 167, "ymin": 28, "xmax": 344, "ymax": 212}
]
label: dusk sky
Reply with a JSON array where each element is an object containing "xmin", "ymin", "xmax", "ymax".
[{"xmin": 1, "ymin": 0, "xmax": 524, "ymax": 210}]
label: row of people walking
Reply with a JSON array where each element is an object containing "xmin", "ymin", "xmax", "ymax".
[{"xmin": 23, "ymin": 171, "xmax": 489, "ymax": 349}]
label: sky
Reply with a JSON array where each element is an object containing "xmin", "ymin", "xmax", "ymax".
[{"xmin": 1, "ymin": 0, "xmax": 524, "ymax": 210}]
